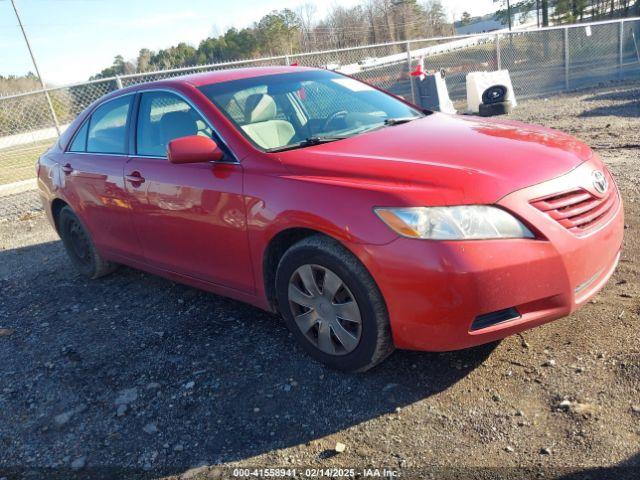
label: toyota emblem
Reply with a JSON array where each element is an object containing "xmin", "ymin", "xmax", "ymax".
[{"xmin": 592, "ymin": 170, "xmax": 608, "ymax": 194}]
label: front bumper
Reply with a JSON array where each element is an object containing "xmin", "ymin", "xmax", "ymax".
[{"xmin": 356, "ymin": 161, "xmax": 624, "ymax": 351}]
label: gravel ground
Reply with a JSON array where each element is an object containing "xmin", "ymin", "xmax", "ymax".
[
  {"xmin": 0, "ymin": 190, "xmax": 42, "ymax": 221},
  {"xmin": 0, "ymin": 81, "xmax": 639, "ymax": 480}
]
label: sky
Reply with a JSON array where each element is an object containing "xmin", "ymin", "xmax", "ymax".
[{"xmin": 0, "ymin": 0, "xmax": 497, "ymax": 85}]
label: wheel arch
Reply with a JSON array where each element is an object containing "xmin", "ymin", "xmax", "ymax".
[
  {"xmin": 261, "ymin": 224, "xmax": 386, "ymax": 315},
  {"xmin": 50, "ymin": 197, "xmax": 70, "ymax": 234},
  {"xmin": 262, "ymin": 227, "xmax": 322, "ymax": 313}
]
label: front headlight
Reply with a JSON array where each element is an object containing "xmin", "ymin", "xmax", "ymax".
[{"xmin": 374, "ymin": 206, "xmax": 534, "ymax": 240}]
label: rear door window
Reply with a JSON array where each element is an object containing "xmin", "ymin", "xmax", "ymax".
[{"xmin": 86, "ymin": 96, "xmax": 132, "ymax": 154}]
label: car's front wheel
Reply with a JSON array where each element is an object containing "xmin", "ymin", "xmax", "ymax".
[
  {"xmin": 275, "ymin": 235, "xmax": 394, "ymax": 372},
  {"xmin": 58, "ymin": 206, "xmax": 117, "ymax": 279}
]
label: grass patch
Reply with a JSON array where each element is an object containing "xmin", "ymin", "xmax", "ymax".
[{"xmin": 0, "ymin": 140, "xmax": 54, "ymax": 185}]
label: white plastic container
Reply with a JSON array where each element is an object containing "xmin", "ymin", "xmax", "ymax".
[
  {"xmin": 466, "ymin": 70, "xmax": 517, "ymax": 113},
  {"xmin": 432, "ymin": 72, "xmax": 457, "ymax": 114}
]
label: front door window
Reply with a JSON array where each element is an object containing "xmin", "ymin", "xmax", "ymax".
[{"xmin": 136, "ymin": 91, "xmax": 212, "ymax": 157}]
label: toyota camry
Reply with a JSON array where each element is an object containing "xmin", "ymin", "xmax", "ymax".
[{"xmin": 37, "ymin": 67, "xmax": 624, "ymax": 371}]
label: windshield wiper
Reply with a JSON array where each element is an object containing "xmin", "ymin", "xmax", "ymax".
[
  {"xmin": 351, "ymin": 116, "xmax": 421, "ymax": 136},
  {"xmin": 300, "ymin": 135, "xmax": 349, "ymax": 146},
  {"xmin": 384, "ymin": 116, "xmax": 420, "ymax": 126},
  {"xmin": 266, "ymin": 119, "xmax": 421, "ymax": 152},
  {"xmin": 267, "ymin": 135, "xmax": 349, "ymax": 152}
]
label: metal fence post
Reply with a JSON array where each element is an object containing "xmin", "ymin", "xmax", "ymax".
[
  {"xmin": 564, "ymin": 27, "xmax": 570, "ymax": 90},
  {"xmin": 115, "ymin": 75, "xmax": 123, "ymax": 89},
  {"xmin": 407, "ymin": 41, "xmax": 417, "ymax": 104},
  {"xmin": 619, "ymin": 20, "xmax": 625, "ymax": 77},
  {"xmin": 41, "ymin": 89, "xmax": 61, "ymax": 137},
  {"xmin": 10, "ymin": 0, "xmax": 61, "ymax": 137},
  {"xmin": 496, "ymin": 34, "xmax": 502, "ymax": 70}
]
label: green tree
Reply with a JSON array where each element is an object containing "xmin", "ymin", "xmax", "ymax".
[
  {"xmin": 541, "ymin": 0, "xmax": 549, "ymax": 26},
  {"xmin": 91, "ymin": 55, "xmax": 135, "ymax": 79},
  {"xmin": 494, "ymin": 0, "xmax": 562, "ymax": 27},
  {"xmin": 223, "ymin": 28, "xmax": 259, "ymax": 59},
  {"xmin": 255, "ymin": 9, "xmax": 300, "ymax": 55},
  {"xmin": 197, "ymin": 37, "xmax": 227, "ymax": 64},
  {"xmin": 89, "ymin": 3, "xmax": 453, "ymax": 78},
  {"xmin": 554, "ymin": 0, "xmax": 588, "ymax": 21},
  {"xmin": 460, "ymin": 11, "xmax": 473, "ymax": 25},
  {"xmin": 136, "ymin": 48, "xmax": 153, "ymax": 72},
  {"xmin": 196, "ymin": 27, "xmax": 259, "ymax": 64},
  {"xmin": 151, "ymin": 43, "xmax": 197, "ymax": 69}
]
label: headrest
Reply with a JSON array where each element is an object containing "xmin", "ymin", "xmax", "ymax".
[
  {"xmin": 244, "ymin": 94, "xmax": 277, "ymax": 123},
  {"xmin": 160, "ymin": 110, "xmax": 198, "ymax": 141}
]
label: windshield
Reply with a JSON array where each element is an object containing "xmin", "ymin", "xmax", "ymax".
[{"xmin": 199, "ymin": 70, "xmax": 424, "ymax": 151}]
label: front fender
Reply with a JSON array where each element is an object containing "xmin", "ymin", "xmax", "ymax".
[{"xmin": 243, "ymin": 169, "xmax": 403, "ymax": 305}]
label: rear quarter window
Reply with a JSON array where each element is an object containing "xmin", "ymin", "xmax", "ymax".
[
  {"xmin": 86, "ymin": 96, "xmax": 132, "ymax": 154},
  {"xmin": 68, "ymin": 120, "xmax": 89, "ymax": 152}
]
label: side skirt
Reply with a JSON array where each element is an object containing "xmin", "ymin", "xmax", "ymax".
[{"xmin": 105, "ymin": 251, "xmax": 273, "ymax": 313}]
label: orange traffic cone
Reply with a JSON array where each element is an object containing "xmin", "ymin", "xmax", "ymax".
[{"xmin": 410, "ymin": 58, "xmax": 426, "ymax": 80}]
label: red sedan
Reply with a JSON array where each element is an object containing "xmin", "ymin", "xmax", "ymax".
[{"xmin": 37, "ymin": 67, "xmax": 623, "ymax": 371}]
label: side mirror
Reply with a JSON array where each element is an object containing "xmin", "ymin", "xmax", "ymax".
[{"xmin": 167, "ymin": 135, "xmax": 224, "ymax": 164}]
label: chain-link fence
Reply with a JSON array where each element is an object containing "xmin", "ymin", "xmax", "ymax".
[{"xmin": 1, "ymin": 17, "xmax": 639, "ymax": 186}]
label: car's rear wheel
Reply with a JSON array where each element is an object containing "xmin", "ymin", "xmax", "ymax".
[
  {"xmin": 58, "ymin": 206, "xmax": 116, "ymax": 279},
  {"xmin": 275, "ymin": 235, "xmax": 394, "ymax": 372}
]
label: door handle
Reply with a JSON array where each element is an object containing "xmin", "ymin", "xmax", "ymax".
[
  {"xmin": 62, "ymin": 163, "xmax": 73, "ymax": 175},
  {"xmin": 125, "ymin": 172, "xmax": 145, "ymax": 185}
]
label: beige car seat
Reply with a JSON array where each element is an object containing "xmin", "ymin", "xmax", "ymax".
[{"xmin": 241, "ymin": 94, "xmax": 296, "ymax": 149}]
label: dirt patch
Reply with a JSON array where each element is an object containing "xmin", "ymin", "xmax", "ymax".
[{"xmin": 0, "ymin": 82, "xmax": 639, "ymax": 479}]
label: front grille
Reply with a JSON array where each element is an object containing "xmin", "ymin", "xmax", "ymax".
[{"xmin": 531, "ymin": 171, "xmax": 619, "ymax": 235}]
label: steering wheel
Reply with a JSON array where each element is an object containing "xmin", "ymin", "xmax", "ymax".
[{"xmin": 322, "ymin": 110, "xmax": 349, "ymax": 131}]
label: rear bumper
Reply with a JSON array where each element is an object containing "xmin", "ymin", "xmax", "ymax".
[{"xmin": 355, "ymin": 163, "xmax": 624, "ymax": 351}]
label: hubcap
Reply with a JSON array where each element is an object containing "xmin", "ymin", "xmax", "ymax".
[{"xmin": 287, "ymin": 264, "xmax": 362, "ymax": 356}]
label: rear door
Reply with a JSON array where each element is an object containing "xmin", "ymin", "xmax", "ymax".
[
  {"xmin": 124, "ymin": 89, "xmax": 253, "ymax": 292},
  {"xmin": 61, "ymin": 94, "xmax": 143, "ymax": 261}
]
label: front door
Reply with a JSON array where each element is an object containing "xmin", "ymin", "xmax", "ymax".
[{"xmin": 125, "ymin": 90, "xmax": 254, "ymax": 293}]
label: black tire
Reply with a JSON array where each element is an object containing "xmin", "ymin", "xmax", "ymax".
[
  {"xmin": 481, "ymin": 84, "xmax": 508, "ymax": 104},
  {"xmin": 58, "ymin": 206, "xmax": 117, "ymax": 279},
  {"xmin": 479, "ymin": 101, "xmax": 512, "ymax": 117},
  {"xmin": 275, "ymin": 235, "xmax": 394, "ymax": 372}
]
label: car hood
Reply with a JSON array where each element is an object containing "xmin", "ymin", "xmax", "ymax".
[{"xmin": 276, "ymin": 113, "xmax": 594, "ymax": 205}]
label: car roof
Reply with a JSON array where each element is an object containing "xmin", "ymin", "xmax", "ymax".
[
  {"xmin": 61, "ymin": 66, "xmax": 324, "ymax": 152},
  {"xmin": 121, "ymin": 65, "xmax": 319, "ymax": 94},
  {"xmin": 181, "ymin": 65, "xmax": 317, "ymax": 86}
]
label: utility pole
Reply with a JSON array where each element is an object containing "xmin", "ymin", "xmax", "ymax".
[
  {"xmin": 536, "ymin": 0, "xmax": 541, "ymax": 28},
  {"xmin": 506, "ymin": 0, "xmax": 513, "ymax": 31},
  {"xmin": 10, "ymin": 0, "xmax": 61, "ymax": 136}
]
